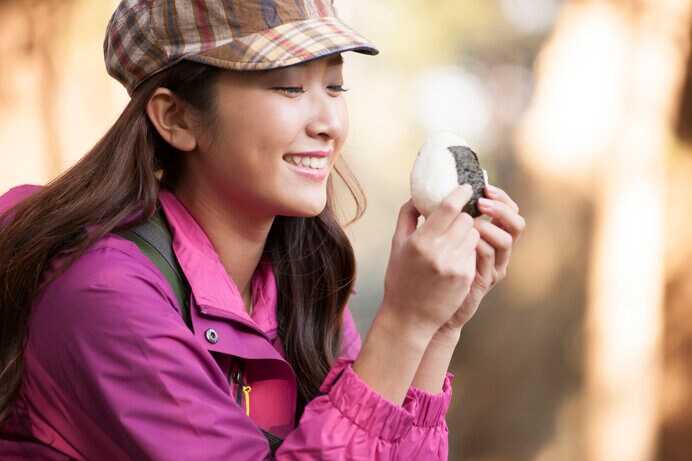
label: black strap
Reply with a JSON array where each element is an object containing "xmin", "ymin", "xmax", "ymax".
[
  {"xmin": 261, "ymin": 428, "xmax": 284, "ymax": 455},
  {"xmin": 117, "ymin": 210, "xmax": 284, "ymax": 456}
]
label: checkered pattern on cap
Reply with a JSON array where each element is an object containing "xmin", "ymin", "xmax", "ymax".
[{"xmin": 104, "ymin": 0, "xmax": 378, "ymax": 95}]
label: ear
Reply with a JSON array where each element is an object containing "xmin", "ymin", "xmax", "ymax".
[{"xmin": 146, "ymin": 88, "xmax": 198, "ymax": 152}]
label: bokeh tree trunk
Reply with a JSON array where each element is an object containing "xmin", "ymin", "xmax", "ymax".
[
  {"xmin": 659, "ymin": 46, "xmax": 692, "ymax": 461},
  {"xmin": 0, "ymin": 0, "xmax": 74, "ymax": 183},
  {"xmin": 518, "ymin": 0, "xmax": 692, "ymax": 459}
]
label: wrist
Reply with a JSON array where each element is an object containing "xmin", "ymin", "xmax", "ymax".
[
  {"xmin": 411, "ymin": 328, "xmax": 459, "ymax": 394},
  {"xmin": 430, "ymin": 325, "xmax": 463, "ymax": 348},
  {"xmin": 352, "ymin": 302, "xmax": 434, "ymax": 405},
  {"xmin": 377, "ymin": 299, "xmax": 438, "ymax": 350}
]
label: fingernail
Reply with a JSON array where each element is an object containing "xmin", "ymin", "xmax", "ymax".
[{"xmin": 486, "ymin": 184, "xmax": 499, "ymax": 196}]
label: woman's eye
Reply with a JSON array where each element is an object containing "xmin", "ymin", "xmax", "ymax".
[
  {"xmin": 273, "ymin": 87, "xmax": 306, "ymax": 95},
  {"xmin": 328, "ymin": 85, "xmax": 349, "ymax": 93}
]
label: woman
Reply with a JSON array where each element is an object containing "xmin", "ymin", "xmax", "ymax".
[{"xmin": 0, "ymin": 0, "xmax": 525, "ymax": 459}]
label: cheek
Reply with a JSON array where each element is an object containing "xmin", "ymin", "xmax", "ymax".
[
  {"xmin": 235, "ymin": 102, "xmax": 298, "ymax": 149},
  {"xmin": 336, "ymin": 100, "xmax": 349, "ymax": 146}
]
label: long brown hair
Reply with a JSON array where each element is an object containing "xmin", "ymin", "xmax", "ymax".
[{"xmin": 0, "ymin": 61, "xmax": 364, "ymax": 423}]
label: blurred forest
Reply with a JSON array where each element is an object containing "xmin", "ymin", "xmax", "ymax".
[{"xmin": 1, "ymin": 0, "xmax": 691, "ymax": 460}]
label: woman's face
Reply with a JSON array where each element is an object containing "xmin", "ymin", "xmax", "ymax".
[{"xmin": 189, "ymin": 54, "xmax": 349, "ymax": 219}]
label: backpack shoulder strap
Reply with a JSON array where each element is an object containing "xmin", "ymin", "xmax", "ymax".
[
  {"xmin": 116, "ymin": 211, "xmax": 192, "ymax": 329},
  {"xmin": 261, "ymin": 428, "xmax": 284, "ymax": 456}
]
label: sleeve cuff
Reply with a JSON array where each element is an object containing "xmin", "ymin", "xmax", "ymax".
[
  {"xmin": 320, "ymin": 357, "xmax": 415, "ymax": 442},
  {"xmin": 405, "ymin": 372, "xmax": 454, "ymax": 427}
]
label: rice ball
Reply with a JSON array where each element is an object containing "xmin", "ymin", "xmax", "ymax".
[{"xmin": 410, "ymin": 132, "xmax": 488, "ymax": 218}]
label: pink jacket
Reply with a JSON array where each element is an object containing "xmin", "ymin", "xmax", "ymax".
[{"xmin": 0, "ymin": 185, "xmax": 453, "ymax": 460}]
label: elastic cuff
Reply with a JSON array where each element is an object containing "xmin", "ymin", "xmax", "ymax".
[
  {"xmin": 320, "ymin": 357, "xmax": 415, "ymax": 442},
  {"xmin": 406, "ymin": 372, "xmax": 454, "ymax": 427}
]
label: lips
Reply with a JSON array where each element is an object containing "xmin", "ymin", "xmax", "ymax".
[{"xmin": 282, "ymin": 151, "xmax": 331, "ymax": 180}]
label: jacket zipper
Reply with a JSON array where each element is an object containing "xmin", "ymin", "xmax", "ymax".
[
  {"xmin": 227, "ymin": 358, "xmax": 284, "ymax": 455},
  {"xmin": 229, "ymin": 358, "xmax": 251, "ymax": 417}
]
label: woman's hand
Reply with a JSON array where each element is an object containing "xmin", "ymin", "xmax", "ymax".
[
  {"xmin": 380, "ymin": 184, "xmax": 480, "ymax": 341},
  {"xmin": 435, "ymin": 184, "xmax": 526, "ymax": 339},
  {"xmin": 353, "ymin": 185, "xmax": 479, "ymax": 404},
  {"xmin": 410, "ymin": 185, "xmax": 525, "ymax": 393}
]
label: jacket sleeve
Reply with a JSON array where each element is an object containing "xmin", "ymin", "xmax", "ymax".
[{"xmin": 275, "ymin": 306, "xmax": 454, "ymax": 460}]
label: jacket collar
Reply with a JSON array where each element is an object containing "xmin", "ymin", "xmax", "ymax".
[{"xmin": 158, "ymin": 189, "xmax": 279, "ymax": 339}]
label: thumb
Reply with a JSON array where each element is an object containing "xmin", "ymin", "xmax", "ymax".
[{"xmin": 392, "ymin": 199, "xmax": 420, "ymax": 245}]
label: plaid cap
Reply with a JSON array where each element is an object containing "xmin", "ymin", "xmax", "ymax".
[{"xmin": 104, "ymin": 0, "xmax": 379, "ymax": 95}]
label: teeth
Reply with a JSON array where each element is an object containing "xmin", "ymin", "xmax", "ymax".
[{"xmin": 284, "ymin": 155, "xmax": 327, "ymax": 169}]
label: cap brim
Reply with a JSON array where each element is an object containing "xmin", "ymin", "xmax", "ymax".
[{"xmin": 187, "ymin": 16, "xmax": 378, "ymax": 71}]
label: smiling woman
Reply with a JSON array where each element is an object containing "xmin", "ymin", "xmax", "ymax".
[{"xmin": 0, "ymin": 1, "xmax": 524, "ymax": 460}]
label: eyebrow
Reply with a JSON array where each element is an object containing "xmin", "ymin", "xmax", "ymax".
[{"xmin": 326, "ymin": 54, "xmax": 344, "ymax": 66}]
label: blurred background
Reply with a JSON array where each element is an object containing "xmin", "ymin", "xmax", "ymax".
[{"xmin": 1, "ymin": 0, "xmax": 690, "ymax": 460}]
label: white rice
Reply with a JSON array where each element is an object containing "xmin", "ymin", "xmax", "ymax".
[{"xmin": 410, "ymin": 132, "xmax": 483, "ymax": 217}]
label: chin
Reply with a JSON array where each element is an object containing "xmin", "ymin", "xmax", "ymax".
[
  {"xmin": 279, "ymin": 198, "xmax": 327, "ymax": 218},
  {"xmin": 294, "ymin": 204, "xmax": 327, "ymax": 218}
]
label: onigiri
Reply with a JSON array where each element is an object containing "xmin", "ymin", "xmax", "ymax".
[{"xmin": 410, "ymin": 132, "xmax": 488, "ymax": 217}]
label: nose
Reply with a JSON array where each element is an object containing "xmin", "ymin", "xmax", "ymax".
[{"xmin": 305, "ymin": 90, "xmax": 348, "ymax": 142}]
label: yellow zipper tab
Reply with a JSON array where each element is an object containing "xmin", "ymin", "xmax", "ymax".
[{"xmin": 243, "ymin": 385, "xmax": 252, "ymax": 416}]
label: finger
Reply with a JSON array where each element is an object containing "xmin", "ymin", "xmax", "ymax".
[
  {"xmin": 475, "ymin": 219, "xmax": 512, "ymax": 271},
  {"xmin": 485, "ymin": 184, "xmax": 519, "ymax": 213},
  {"xmin": 420, "ymin": 184, "xmax": 473, "ymax": 236},
  {"xmin": 450, "ymin": 225, "xmax": 480, "ymax": 262},
  {"xmin": 440, "ymin": 210, "xmax": 475, "ymax": 250},
  {"xmin": 477, "ymin": 198, "xmax": 526, "ymax": 242},
  {"xmin": 474, "ymin": 238, "xmax": 496, "ymax": 285},
  {"xmin": 392, "ymin": 200, "xmax": 420, "ymax": 246},
  {"xmin": 452, "ymin": 226, "xmax": 480, "ymax": 276}
]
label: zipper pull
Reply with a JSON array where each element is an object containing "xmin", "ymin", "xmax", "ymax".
[{"xmin": 242, "ymin": 385, "xmax": 252, "ymax": 417}]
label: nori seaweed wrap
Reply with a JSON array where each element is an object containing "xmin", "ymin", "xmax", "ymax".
[
  {"xmin": 410, "ymin": 132, "xmax": 488, "ymax": 218},
  {"xmin": 448, "ymin": 145, "xmax": 486, "ymax": 217}
]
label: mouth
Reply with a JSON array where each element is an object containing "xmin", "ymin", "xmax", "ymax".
[
  {"xmin": 283, "ymin": 154, "xmax": 328, "ymax": 170},
  {"xmin": 283, "ymin": 149, "xmax": 331, "ymax": 169},
  {"xmin": 282, "ymin": 152, "xmax": 331, "ymax": 181}
]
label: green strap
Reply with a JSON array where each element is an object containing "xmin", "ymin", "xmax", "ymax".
[{"xmin": 116, "ymin": 212, "xmax": 191, "ymax": 328}]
